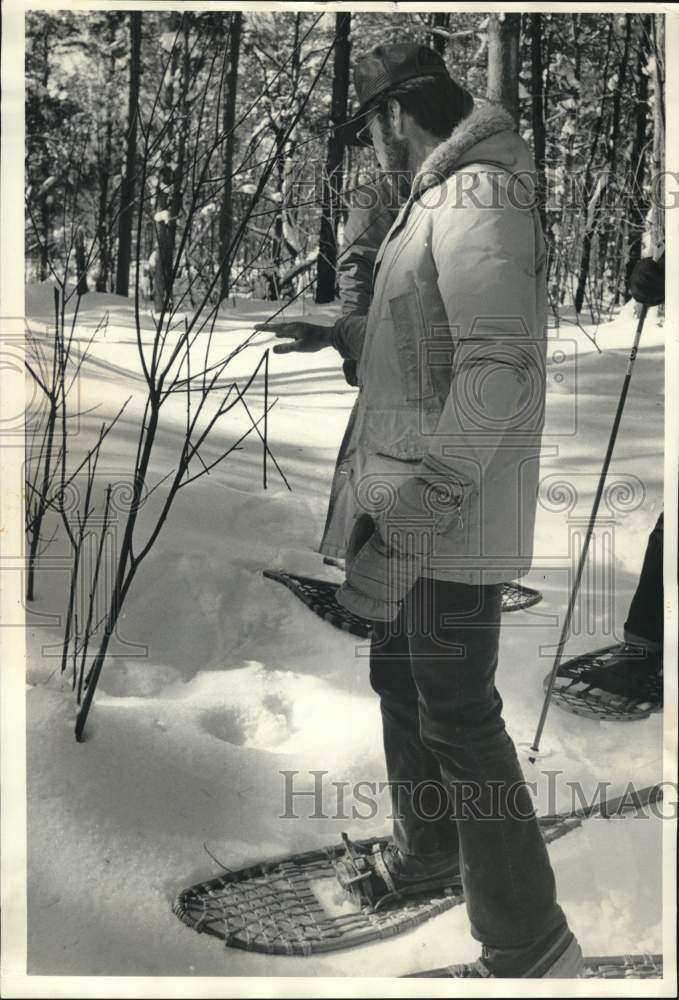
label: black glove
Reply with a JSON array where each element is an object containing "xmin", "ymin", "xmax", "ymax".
[
  {"xmin": 630, "ymin": 254, "xmax": 665, "ymax": 306},
  {"xmin": 343, "ymin": 359, "xmax": 359, "ymax": 387}
]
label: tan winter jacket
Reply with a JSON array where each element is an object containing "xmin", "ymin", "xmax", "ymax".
[{"xmin": 321, "ymin": 104, "xmax": 548, "ymax": 585}]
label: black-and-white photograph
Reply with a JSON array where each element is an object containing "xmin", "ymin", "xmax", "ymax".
[{"xmin": 1, "ymin": 1, "xmax": 676, "ymax": 993}]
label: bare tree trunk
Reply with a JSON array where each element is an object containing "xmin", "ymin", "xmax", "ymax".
[
  {"xmin": 115, "ymin": 11, "xmax": 142, "ymax": 296},
  {"xmin": 271, "ymin": 128, "xmax": 285, "ymax": 300},
  {"xmin": 75, "ymin": 229, "xmax": 88, "ymax": 295},
  {"xmin": 600, "ymin": 14, "xmax": 631, "ymax": 307},
  {"xmin": 429, "ymin": 11, "xmax": 450, "ymax": 55},
  {"xmin": 315, "ymin": 12, "xmax": 351, "ymax": 304},
  {"xmin": 551, "ymin": 15, "xmax": 581, "ymax": 309},
  {"xmin": 650, "ymin": 13, "xmax": 665, "ymax": 257},
  {"xmin": 153, "ymin": 13, "xmax": 182, "ymax": 311},
  {"xmin": 542, "ymin": 20, "xmax": 556, "ymax": 290},
  {"xmin": 95, "ymin": 116, "xmax": 112, "ymax": 292},
  {"xmin": 487, "ymin": 13, "xmax": 521, "ymax": 125},
  {"xmin": 95, "ymin": 32, "xmax": 118, "ymax": 293},
  {"xmin": 285, "ymin": 15, "xmax": 304, "ymax": 290},
  {"xmin": 38, "ymin": 30, "xmax": 51, "ymax": 280},
  {"xmin": 218, "ymin": 11, "xmax": 242, "ymax": 301},
  {"xmin": 625, "ymin": 15, "xmax": 651, "ymax": 298},
  {"xmin": 573, "ymin": 20, "xmax": 613, "ymax": 317},
  {"xmin": 530, "ymin": 13, "xmax": 547, "ymax": 235},
  {"xmin": 153, "ymin": 173, "xmax": 174, "ymax": 310},
  {"xmin": 168, "ymin": 15, "xmax": 192, "ymax": 265}
]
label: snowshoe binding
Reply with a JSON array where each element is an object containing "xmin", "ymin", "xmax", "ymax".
[{"xmin": 333, "ymin": 833, "xmax": 460, "ymax": 912}]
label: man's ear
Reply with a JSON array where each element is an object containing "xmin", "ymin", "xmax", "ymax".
[{"xmin": 387, "ymin": 97, "xmax": 405, "ymax": 139}]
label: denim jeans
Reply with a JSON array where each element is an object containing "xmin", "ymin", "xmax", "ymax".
[{"xmin": 369, "ymin": 575, "xmax": 567, "ymax": 952}]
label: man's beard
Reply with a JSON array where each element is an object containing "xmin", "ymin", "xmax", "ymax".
[{"xmin": 379, "ymin": 125, "xmax": 410, "ymax": 175}]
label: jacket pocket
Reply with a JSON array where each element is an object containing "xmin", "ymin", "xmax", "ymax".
[{"xmin": 388, "ymin": 286, "xmax": 435, "ymax": 403}]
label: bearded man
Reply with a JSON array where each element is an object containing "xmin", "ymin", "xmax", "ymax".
[{"xmin": 257, "ymin": 44, "xmax": 582, "ymax": 979}]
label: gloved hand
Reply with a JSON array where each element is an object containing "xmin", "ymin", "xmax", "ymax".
[
  {"xmin": 336, "ymin": 513, "xmax": 422, "ymax": 622},
  {"xmin": 343, "ymin": 359, "xmax": 359, "ymax": 387},
  {"xmin": 630, "ymin": 253, "xmax": 665, "ymax": 306}
]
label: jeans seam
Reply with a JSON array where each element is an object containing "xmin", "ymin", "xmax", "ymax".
[{"xmin": 461, "ymin": 736, "xmax": 523, "ymax": 940}]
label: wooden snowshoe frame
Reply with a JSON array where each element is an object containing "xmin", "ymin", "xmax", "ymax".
[
  {"xmin": 547, "ymin": 645, "xmax": 663, "ymax": 722},
  {"xmin": 173, "ymin": 786, "xmax": 661, "ymax": 959},
  {"xmin": 582, "ymin": 954, "xmax": 663, "ymax": 979},
  {"xmin": 263, "ymin": 570, "xmax": 542, "ymax": 640}
]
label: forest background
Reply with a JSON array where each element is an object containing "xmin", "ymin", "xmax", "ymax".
[{"xmin": 25, "ymin": 9, "xmax": 666, "ymax": 324}]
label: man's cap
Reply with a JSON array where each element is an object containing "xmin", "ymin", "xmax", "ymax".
[{"xmin": 339, "ymin": 43, "xmax": 474, "ymax": 147}]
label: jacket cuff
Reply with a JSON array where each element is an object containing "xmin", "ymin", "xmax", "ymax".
[
  {"xmin": 336, "ymin": 580, "xmax": 400, "ymax": 622},
  {"xmin": 331, "ymin": 313, "xmax": 367, "ymax": 361}
]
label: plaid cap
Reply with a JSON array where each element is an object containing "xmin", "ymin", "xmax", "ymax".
[{"xmin": 339, "ymin": 43, "xmax": 474, "ymax": 147}]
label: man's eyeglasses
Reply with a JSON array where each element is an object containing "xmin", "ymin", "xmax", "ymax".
[{"xmin": 355, "ymin": 106, "xmax": 381, "ymax": 148}]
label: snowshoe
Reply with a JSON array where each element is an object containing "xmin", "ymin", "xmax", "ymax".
[
  {"xmin": 405, "ymin": 926, "xmax": 584, "ymax": 978},
  {"xmin": 547, "ymin": 643, "xmax": 663, "ymax": 722},
  {"xmin": 333, "ymin": 833, "xmax": 461, "ymax": 911},
  {"xmin": 263, "ymin": 569, "xmax": 542, "ymax": 641},
  {"xmin": 173, "ymin": 785, "xmax": 661, "ymax": 957}
]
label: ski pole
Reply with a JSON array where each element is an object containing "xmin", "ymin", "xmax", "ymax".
[{"xmin": 528, "ymin": 303, "xmax": 649, "ymax": 763}]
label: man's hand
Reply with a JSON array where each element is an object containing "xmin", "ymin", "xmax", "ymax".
[
  {"xmin": 336, "ymin": 514, "xmax": 422, "ymax": 622},
  {"xmin": 254, "ymin": 319, "xmax": 334, "ymax": 354}
]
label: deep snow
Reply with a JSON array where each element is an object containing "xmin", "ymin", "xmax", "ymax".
[{"xmin": 24, "ymin": 285, "xmax": 666, "ymax": 976}]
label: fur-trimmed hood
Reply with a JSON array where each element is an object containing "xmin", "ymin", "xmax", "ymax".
[{"xmin": 413, "ymin": 103, "xmax": 533, "ymax": 198}]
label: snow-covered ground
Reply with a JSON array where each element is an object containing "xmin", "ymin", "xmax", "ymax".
[{"xmin": 23, "ymin": 285, "xmax": 666, "ymax": 976}]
